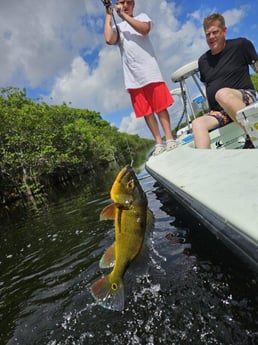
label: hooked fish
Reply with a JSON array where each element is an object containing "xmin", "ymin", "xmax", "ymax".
[{"xmin": 90, "ymin": 165, "xmax": 153, "ymax": 311}]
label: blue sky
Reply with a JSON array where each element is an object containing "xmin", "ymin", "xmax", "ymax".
[{"xmin": 1, "ymin": 0, "xmax": 257, "ymax": 138}]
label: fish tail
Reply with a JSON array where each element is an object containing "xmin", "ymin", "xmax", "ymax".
[{"xmin": 90, "ymin": 274, "xmax": 124, "ymax": 311}]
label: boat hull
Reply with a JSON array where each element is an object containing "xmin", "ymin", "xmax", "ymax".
[{"xmin": 146, "ymin": 122, "xmax": 258, "ymax": 272}]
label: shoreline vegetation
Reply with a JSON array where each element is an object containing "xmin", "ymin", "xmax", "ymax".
[
  {"xmin": 0, "ymin": 87, "xmax": 154, "ymax": 214},
  {"xmin": 1, "ymin": 74, "xmax": 257, "ymax": 215}
]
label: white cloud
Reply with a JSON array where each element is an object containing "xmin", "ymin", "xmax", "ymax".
[
  {"xmin": 48, "ymin": 0, "xmax": 206, "ymax": 116},
  {"xmin": 119, "ymin": 113, "xmax": 151, "ymax": 139},
  {"xmin": 118, "ymin": 104, "xmax": 195, "ymax": 138},
  {"xmin": 0, "ymin": 0, "xmax": 257, "ymax": 136},
  {"xmin": 49, "ymin": 48, "xmax": 130, "ymax": 112},
  {"xmin": 223, "ymin": 8, "xmax": 246, "ymax": 27},
  {"xmin": 0, "ymin": 0, "xmax": 100, "ymax": 87}
]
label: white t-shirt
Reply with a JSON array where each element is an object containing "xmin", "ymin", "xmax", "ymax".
[{"xmin": 117, "ymin": 13, "xmax": 164, "ymax": 89}]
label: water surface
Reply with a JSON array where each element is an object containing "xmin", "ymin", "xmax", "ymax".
[{"xmin": 0, "ymin": 168, "xmax": 257, "ymax": 345}]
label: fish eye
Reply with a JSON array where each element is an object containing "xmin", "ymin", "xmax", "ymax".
[
  {"xmin": 112, "ymin": 283, "xmax": 118, "ymax": 291},
  {"xmin": 127, "ymin": 179, "xmax": 135, "ymax": 190}
]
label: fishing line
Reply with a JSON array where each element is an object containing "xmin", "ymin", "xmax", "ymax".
[{"xmin": 126, "ymin": 140, "xmax": 134, "ymax": 167}]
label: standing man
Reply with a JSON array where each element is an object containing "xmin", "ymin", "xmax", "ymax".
[
  {"xmin": 192, "ymin": 13, "xmax": 258, "ymax": 149},
  {"xmin": 103, "ymin": 0, "xmax": 177, "ymax": 156}
]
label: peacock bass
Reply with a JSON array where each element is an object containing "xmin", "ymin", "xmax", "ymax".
[{"xmin": 90, "ymin": 165, "xmax": 153, "ymax": 311}]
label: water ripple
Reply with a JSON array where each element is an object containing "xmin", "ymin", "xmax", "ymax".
[{"xmin": 1, "ymin": 172, "xmax": 257, "ymax": 345}]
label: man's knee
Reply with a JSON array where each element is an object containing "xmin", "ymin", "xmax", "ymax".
[
  {"xmin": 215, "ymin": 87, "xmax": 243, "ymax": 105},
  {"xmin": 215, "ymin": 87, "xmax": 231, "ymax": 103},
  {"xmin": 192, "ymin": 117, "xmax": 205, "ymax": 131},
  {"xmin": 192, "ymin": 114, "xmax": 219, "ymax": 133}
]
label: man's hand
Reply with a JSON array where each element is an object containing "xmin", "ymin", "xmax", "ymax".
[
  {"xmin": 101, "ymin": 0, "xmax": 112, "ymax": 10},
  {"xmin": 115, "ymin": 3, "xmax": 125, "ymax": 18}
]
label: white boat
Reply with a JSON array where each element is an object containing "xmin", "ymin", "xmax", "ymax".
[{"xmin": 146, "ymin": 62, "xmax": 258, "ymax": 273}]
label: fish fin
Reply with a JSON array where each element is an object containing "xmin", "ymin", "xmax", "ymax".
[
  {"xmin": 90, "ymin": 275, "xmax": 124, "ymax": 311},
  {"xmin": 147, "ymin": 208, "xmax": 155, "ymax": 229},
  {"xmin": 99, "ymin": 242, "xmax": 116, "ymax": 268},
  {"xmin": 100, "ymin": 203, "xmax": 116, "ymax": 221}
]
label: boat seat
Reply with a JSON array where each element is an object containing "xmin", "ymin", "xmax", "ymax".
[
  {"xmin": 171, "ymin": 60, "xmax": 207, "ymax": 131},
  {"xmin": 210, "ymin": 122, "xmax": 245, "ymax": 149},
  {"xmin": 171, "ymin": 60, "xmax": 199, "ymax": 82},
  {"xmin": 185, "ymin": 123, "xmax": 245, "ymax": 149},
  {"xmin": 236, "ymin": 101, "xmax": 258, "ymax": 148}
]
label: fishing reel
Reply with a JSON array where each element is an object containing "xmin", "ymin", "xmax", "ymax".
[{"xmin": 101, "ymin": 0, "xmax": 113, "ymax": 10}]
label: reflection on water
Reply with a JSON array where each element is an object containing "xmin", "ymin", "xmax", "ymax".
[{"xmin": 0, "ymin": 168, "xmax": 257, "ymax": 345}]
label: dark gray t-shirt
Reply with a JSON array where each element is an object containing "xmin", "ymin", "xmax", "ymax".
[{"xmin": 199, "ymin": 37, "xmax": 258, "ymax": 110}]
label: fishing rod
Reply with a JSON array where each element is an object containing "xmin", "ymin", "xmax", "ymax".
[{"xmin": 100, "ymin": 0, "xmax": 120, "ymax": 41}]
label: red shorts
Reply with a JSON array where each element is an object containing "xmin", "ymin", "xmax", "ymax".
[{"xmin": 128, "ymin": 82, "xmax": 174, "ymax": 118}]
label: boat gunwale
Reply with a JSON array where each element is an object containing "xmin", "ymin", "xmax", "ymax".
[{"xmin": 146, "ymin": 164, "xmax": 258, "ymax": 273}]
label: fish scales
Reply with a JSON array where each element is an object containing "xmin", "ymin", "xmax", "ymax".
[{"xmin": 90, "ymin": 165, "xmax": 153, "ymax": 311}]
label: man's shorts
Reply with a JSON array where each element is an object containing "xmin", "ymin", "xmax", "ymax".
[
  {"xmin": 128, "ymin": 82, "xmax": 174, "ymax": 118},
  {"xmin": 208, "ymin": 89, "xmax": 258, "ymax": 127}
]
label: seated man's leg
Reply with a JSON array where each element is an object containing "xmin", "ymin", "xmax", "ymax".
[
  {"xmin": 215, "ymin": 88, "xmax": 257, "ymax": 130},
  {"xmin": 215, "ymin": 88, "xmax": 245, "ymax": 121},
  {"xmin": 216, "ymin": 88, "xmax": 257, "ymax": 149},
  {"xmin": 192, "ymin": 114, "xmax": 220, "ymax": 149}
]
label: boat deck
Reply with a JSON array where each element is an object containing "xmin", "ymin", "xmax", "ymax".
[{"xmin": 146, "ymin": 122, "xmax": 258, "ymax": 272}]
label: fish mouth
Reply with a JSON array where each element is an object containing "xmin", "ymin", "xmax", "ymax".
[
  {"xmin": 113, "ymin": 165, "xmax": 132, "ymax": 182},
  {"xmin": 110, "ymin": 165, "xmax": 147, "ymax": 207},
  {"xmin": 118, "ymin": 165, "xmax": 131, "ymax": 179}
]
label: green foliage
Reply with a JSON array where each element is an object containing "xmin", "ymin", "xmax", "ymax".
[
  {"xmin": 251, "ymin": 74, "xmax": 258, "ymax": 91},
  {"xmin": 0, "ymin": 87, "xmax": 154, "ymax": 204}
]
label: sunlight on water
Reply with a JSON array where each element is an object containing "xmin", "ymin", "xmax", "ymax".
[{"xmin": 0, "ymin": 169, "xmax": 257, "ymax": 345}]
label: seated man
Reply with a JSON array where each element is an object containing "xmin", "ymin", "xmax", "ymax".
[{"xmin": 192, "ymin": 13, "xmax": 258, "ymax": 149}]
